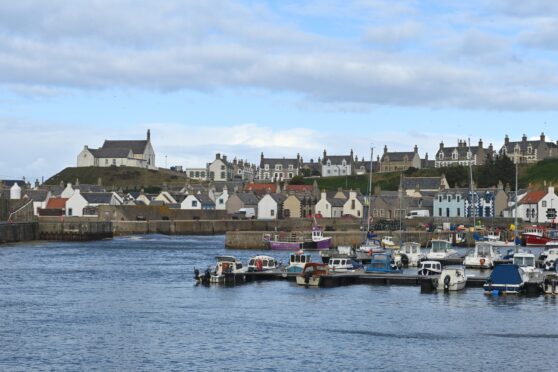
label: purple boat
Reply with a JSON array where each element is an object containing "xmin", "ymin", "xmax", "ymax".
[{"xmin": 263, "ymin": 225, "xmax": 332, "ymax": 251}]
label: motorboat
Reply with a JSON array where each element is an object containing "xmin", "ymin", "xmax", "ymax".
[
  {"xmin": 365, "ymin": 253, "xmax": 402, "ymax": 274},
  {"xmin": 513, "ymin": 252, "xmax": 544, "ymax": 283},
  {"xmin": 463, "ymin": 243, "xmax": 501, "ymax": 269},
  {"xmin": 542, "ymin": 248, "xmax": 558, "ymax": 271},
  {"xmin": 543, "ymin": 266, "xmax": 558, "ymax": 295},
  {"xmin": 328, "ymin": 256, "xmax": 363, "ymax": 273},
  {"xmin": 320, "ymin": 245, "xmax": 355, "ymax": 264},
  {"xmin": 247, "ymin": 255, "xmax": 278, "ymax": 272},
  {"xmin": 433, "ymin": 267, "xmax": 467, "ymax": 292},
  {"xmin": 426, "ymin": 240, "xmax": 461, "ymax": 261},
  {"xmin": 447, "ymin": 232, "xmax": 467, "ymax": 246},
  {"xmin": 381, "ymin": 236, "xmax": 399, "ymax": 249},
  {"xmin": 197, "ymin": 256, "xmax": 245, "ymax": 284},
  {"xmin": 263, "ymin": 225, "xmax": 332, "ymax": 251},
  {"xmin": 484, "ymin": 264, "xmax": 525, "ymax": 295},
  {"xmin": 418, "ymin": 261, "xmax": 442, "ymax": 276},
  {"xmin": 356, "ymin": 239, "xmax": 385, "ymax": 260},
  {"xmin": 539, "ymin": 240, "xmax": 558, "ymax": 263},
  {"xmin": 286, "ymin": 251, "xmax": 313, "ymax": 273},
  {"xmin": 396, "ymin": 242, "xmax": 425, "ymax": 267},
  {"xmin": 296, "ymin": 263, "xmax": 330, "ymax": 286}
]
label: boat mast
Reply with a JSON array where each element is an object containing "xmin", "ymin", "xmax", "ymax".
[
  {"xmin": 514, "ymin": 159, "xmax": 519, "ymax": 248},
  {"xmin": 366, "ymin": 146, "xmax": 374, "ymax": 233},
  {"xmin": 468, "ymin": 138, "xmax": 476, "ymax": 229}
]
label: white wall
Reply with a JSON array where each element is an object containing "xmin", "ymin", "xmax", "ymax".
[
  {"xmin": 215, "ymin": 189, "xmax": 228, "ymax": 210},
  {"xmin": 181, "ymin": 195, "xmax": 202, "ymax": 210},
  {"xmin": 315, "ymin": 192, "xmax": 332, "ymax": 218},
  {"xmin": 342, "ymin": 191, "xmax": 363, "ymax": 218},
  {"xmin": 257, "ymin": 194, "xmax": 278, "ymax": 220},
  {"xmin": 65, "ymin": 191, "xmax": 88, "ymax": 217}
]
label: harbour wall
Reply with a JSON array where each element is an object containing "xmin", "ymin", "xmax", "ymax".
[
  {"xmin": 38, "ymin": 218, "xmax": 113, "ymax": 241},
  {"xmin": 0, "ymin": 222, "xmax": 39, "ymax": 244}
]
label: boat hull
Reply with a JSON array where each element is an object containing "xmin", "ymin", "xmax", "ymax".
[
  {"xmin": 543, "ymin": 275, "xmax": 558, "ymax": 295},
  {"xmin": 463, "ymin": 257, "xmax": 494, "ymax": 269},
  {"xmin": 268, "ymin": 238, "xmax": 332, "ymax": 251},
  {"xmin": 296, "ymin": 276, "xmax": 322, "ymax": 286},
  {"xmin": 523, "ymin": 234, "xmax": 552, "ymax": 246}
]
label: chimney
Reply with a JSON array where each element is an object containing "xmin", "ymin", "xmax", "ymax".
[
  {"xmin": 216, "ymin": 153, "xmax": 221, "ymax": 160},
  {"xmin": 425, "ymin": 152, "xmax": 429, "ymax": 161},
  {"xmin": 147, "ymin": 129, "xmax": 151, "ymax": 141},
  {"xmin": 84, "ymin": 145, "xmax": 88, "ymax": 150},
  {"xmin": 414, "ymin": 145, "xmax": 418, "ymax": 153},
  {"xmin": 384, "ymin": 145, "xmax": 388, "ymax": 154},
  {"xmin": 323, "ymin": 149, "xmax": 327, "ymax": 159},
  {"xmin": 522, "ymin": 134, "xmax": 527, "ymax": 142},
  {"xmin": 223, "ymin": 155, "xmax": 227, "ymax": 163},
  {"xmin": 439, "ymin": 141, "xmax": 444, "ymax": 150},
  {"xmin": 261, "ymin": 152, "xmax": 264, "ymax": 161},
  {"xmin": 541, "ymin": 132, "xmax": 546, "ymax": 143},
  {"xmin": 350, "ymin": 149, "xmax": 354, "ymax": 158},
  {"xmin": 35, "ymin": 179, "xmax": 40, "ymax": 189},
  {"xmin": 478, "ymin": 138, "xmax": 483, "ymax": 148},
  {"xmin": 505, "ymin": 135, "xmax": 509, "ymax": 145}
]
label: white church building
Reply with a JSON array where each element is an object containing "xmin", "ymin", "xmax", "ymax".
[{"xmin": 77, "ymin": 130, "xmax": 156, "ymax": 169}]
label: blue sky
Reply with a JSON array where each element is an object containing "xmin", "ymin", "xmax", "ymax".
[{"xmin": 1, "ymin": 0, "xmax": 558, "ymax": 181}]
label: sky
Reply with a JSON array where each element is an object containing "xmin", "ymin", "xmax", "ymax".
[{"xmin": 1, "ymin": 0, "xmax": 558, "ymax": 182}]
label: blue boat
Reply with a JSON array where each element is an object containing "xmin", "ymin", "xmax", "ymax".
[
  {"xmin": 483, "ymin": 264, "xmax": 524, "ymax": 295},
  {"xmin": 365, "ymin": 253, "xmax": 402, "ymax": 274}
]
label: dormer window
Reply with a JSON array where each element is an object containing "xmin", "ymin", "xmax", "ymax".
[
  {"xmin": 264, "ymin": 164, "xmax": 269, "ymax": 170},
  {"xmin": 514, "ymin": 145, "xmax": 520, "ymax": 154},
  {"xmin": 342, "ymin": 160, "xmax": 346, "ymax": 166},
  {"xmin": 438, "ymin": 152, "xmax": 444, "ymax": 160},
  {"xmin": 288, "ymin": 164, "xmax": 293, "ymax": 170},
  {"xmin": 452, "ymin": 151, "xmax": 458, "ymax": 160},
  {"xmin": 327, "ymin": 160, "xmax": 331, "ymax": 166},
  {"xmin": 275, "ymin": 164, "xmax": 282, "ymax": 171},
  {"xmin": 467, "ymin": 151, "xmax": 472, "ymax": 160},
  {"xmin": 527, "ymin": 146, "xmax": 533, "ymax": 155}
]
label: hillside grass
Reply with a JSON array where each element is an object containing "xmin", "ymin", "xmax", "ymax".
[{"xmin": 45, "ymin": 167, "xmax": 192, "ymax": 192}]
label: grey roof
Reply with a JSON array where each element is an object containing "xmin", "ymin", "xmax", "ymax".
[
  {"xmin": 82, "ymin": 192, "xmax": 114, "ymax": 204},
  {"xmin": 382, "ymin": 152, "xmax": 416, "ymax": 162},
  {"xmin": 437, "ymin": 145, "xmax": 480, "ymax": 159},
  {"xmin": 77, "ymin": 184, "xmax": 105, "ymax": 193},
  {"xmin": 260, "ymin": 157, "xmax": 300, "ymax": 168},
  {"xmin": 323, "ymin": 155, "xmax": 353, "ymax": 165},
  {"xmin": 25, "ymin": 190, "xmax": 49, "ymax": 201},
  {"xmin": 195, "ymin": 194, "xmax": 215, "ymax": 207},
  {"xmin": 235, "ymin": 192, "xmax": 260, "ymax": 205},
  {"xmin": 328, "ymin": 198, "xmax": 346, "ymax": 207},
  {"xmin": 149, "ymin": 200, "xmax": 165, "ymax": 206},
  {"xmin": 90, "ymin": 147, "xmax": 133, "ymax": 158},
  {"xmin": 170, "ymin": 192, "xmax": 187, "ymax": 203},
  {"xmin": 269, "ymin": 193, "xmax": 287, "ymax": 204},
  {"xmin": 501, "ymin": 139, "xmax": 557, "ymax": 154},
  {"xmin": 402, "ymin": 177, "xmax": 441, "ymax": 191},
  {"xmin": 102, "ymin": 140, "xmax": 148, "ymax": 155},
  {"xmin": 0, "ymin": 180, "xmax": 25, "ymax": 187}
]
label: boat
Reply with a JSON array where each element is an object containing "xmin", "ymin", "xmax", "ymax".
[
  {"xmin": 296, "ymin": 263, "xmax": 330, "ymax": 286},
  {"xmin": 396, "ymin": 242, "xmax": 425, "ymax": 267},
  {"xmin": 484, "ymin": 264, "xmax": 525, "ymax": 295},
  {"xmin": 543, "ymin": 265, "xmax": 558, "ymax": 295},
  {"xmin": 446, "ymin": 232, "xmax": 467, "ymax": 246},
  {"xmin": 381, "ymin": 236, "xmax": 399, "ymax": 249},
  {"xmin": 521, "ymin": 226, "xmax": 557, "ymax": 246},
  {"xmin": 542, "ymin": 248, "xmax": 558, "ymax": 271},
  {"xmin": 286, "ymin": 251, "xmax": 313, "ymax": 273},
  {"xmin": 463, "ymin": 243, "xmax": 501, "ymax": 269},
  {"xmin": 356, "ymin": 239, "xmax": 384, "ymax": 258},
  {"xmin": 433, "ymin": 267, "xmax": 467, "ymax": 292},
  {"xmin": 201, "ymin": 256, "xmax": 245, "ymax": 284},
  {"xmin": 246, "ymin": 255, "xmax": 278, "ymax": 272},
  {"xmin": 513, "ymin": 252, "xmax": 544, "ymax": 283},
  {"xmin": 418, "ymin": 261, "xmax": 442, "ymax": 276},
  {"xmin": 263, "ymin": 224, "xmax": 332, "ymax": 251},
  {"xmin": 328, "ymin": 256, "xmax": 363, "ymax": 273},
  {"xmin": 365, "ymin": 253, "xmax": 402, "ymax": 274},
  {"xmin": 539, "ymin": 240, "xmax": 558, "ymax": 262},
  {"xmin": 476, "ymin": 231, "xmax": 519, "ymax": 247},
  {"xmin": 426, "ymin": 240, "xmax": 461, "ymax": 261}
]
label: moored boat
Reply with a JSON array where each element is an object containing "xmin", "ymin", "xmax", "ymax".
[
  {"xmin": 463, "ymin": 243, "xmax": 501, "ymax": 269},
  {"xmin": 426, "ymin": 240, "xmax": 461, "ymax": 261},
  {"xmin": 542, "ymin": 248, "xmax": 558, "ymax": 271},
  {"xmin": 396, "ymin": 242, "xmax": 424, "ymax": 267},
  {"xmin": 365, "ymin": 253, "xmax": 402, "ymax": 274},
  {"xmin": 247, "ymin": 255, "xmax": 278, "ymax": 272},
  {"xmin": 521, "ymin": 226, "xmax": 557, "ymax": 246},
  {"xmin": 328, "ymin": 255, "xmax": 363, "ymax": 273},
  {"xmin": 201, "ymin": 256, "xmax": 245, "ymax": 284},
  {"xmin": 543, "ymin": 267, "xmax": 558, "ymax": 295},
  {"xmin": 263, "ymin": 225, "xmax": 332, "ymax": 251},
  {"xmin": 433, "ymin": 267, "xmax": 467, "ymax": 292},
  {"xmin": 418, "ymin": 261, "xmax": 442, "ymax": 276},
  {"xmin": 296, "ymin": 263, "xmax": 330, "ymax": 286},
  {"xmin": 484, "ymin": 264, "xmax": 524, "ymax": 295},
  {"xmin": 381, "ymin": 236, "xmax": 399, "ymax": 249},
  {"xmin": 286, "ymin": 251, "xmax": 313, "ymax": 273}
]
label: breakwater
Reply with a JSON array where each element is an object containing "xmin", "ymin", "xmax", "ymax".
[
  {"xmin": 39, "ymin": 220, "xmax": 113, "ymax": 241},
  {"xmin": 0, "ymin": 222, "xmax": 39, "ymax": 243}
]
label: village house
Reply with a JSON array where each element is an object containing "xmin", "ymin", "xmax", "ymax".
[
  {"xmin": 435, "ymin": 139, "xmax": 494, "ymax": 168},
  {"xmin": 433, "ymin": 189, "xmax": 467, "ymax": 218},
  {"xmin": 401, "ymin": 175, "xmax": 449, "ymax": 197},
  {"xmin": 24, "ymin": 190, "xmax": 51, "ymax": 216},
  {"xmin": 321, "ymin": 149, "xmax": 356, "ymax": 177},
  {"xmin": 77, "ymin": 129, "xmax": 156, "ymax": 169},
  {"xmin": 226, "ymin": 192, "xmax": 260, "ymax": 215},
  {"xmin": 314, "ymin": 192, "xmax": 345, "ymax": 218},
  {"xmin": 39, "ymin": 197, "xmax": 68, "ymax": 216},
  {"xmin": 342, "ymin": 191, "xmax": 364, "ymax": 218},
  {"xmin": 379, "ymin": 145, "xmax": 422, "ymax": 173},
  {"xmin": 185, "ymin": 168, "xmax": 208, "ymax": 181},
  {"xmin": 65, "ymin": 190, "xmax": 123, "ymax": 217},
  {"xmin": 257, "ymin": 193, "xmax": 287, "ymax": 220},
  {"xmin": 283, "ymin": 194, "xmax": 316, "ymax": 218},
  {"xmin": 207, "ymin": 153, "xmax": 233, "ymax": 182},
  {"xmin": 499, "ymin": 133, "xmax": 558, "ymax": 164},
  {"xmin": 258, "ymin": 153, "xmax": 302, "ymax": 182},
  {"xmin": 181, "ymin": 194, "xmax": 216, "ymax": 210},
  {"xmin": 515, "ymin": 186, "xmax": 558, "ymax": 224},
  {"xmin": 231, "ymin": 158, "xmax": 257, "ymax": 181}
]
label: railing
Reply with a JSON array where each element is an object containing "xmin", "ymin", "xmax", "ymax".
[{"xmin": 8, "ymin": 199, "xmax": 34, "ymax": 223}]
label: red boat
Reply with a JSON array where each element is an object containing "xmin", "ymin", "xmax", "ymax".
[{"xmin": 522, "ymin": 226, "xmax": 556, "ymax": 246}]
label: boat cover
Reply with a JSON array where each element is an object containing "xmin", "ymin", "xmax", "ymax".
[{"xmin": 489, "ymin": 264, "xmax": 522, "ymax": 285}]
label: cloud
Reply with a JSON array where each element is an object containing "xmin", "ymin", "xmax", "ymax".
[{"xmin": 0, "ymin": 1, "xmax": 558, "ymax": 110}]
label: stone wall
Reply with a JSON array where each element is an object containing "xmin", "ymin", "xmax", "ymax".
[
  {"xmin": 0, "ymin": 199, "xmax": 8, "ymax": 221},
  {"xmin": 0, "ymin": 222, "xmax": 39, "ymax": 243}
]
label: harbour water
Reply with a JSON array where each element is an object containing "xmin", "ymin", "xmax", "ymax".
[{"xmin": 1, "ymin": 235, "xmax": 557, "ymax": 371}]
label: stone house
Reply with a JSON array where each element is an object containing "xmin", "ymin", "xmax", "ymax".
[
  {"xmin": 516, "ymin": 186, "xmax": 558, "ymax": 224},
  {"xmin": 226, "ymin": 192, "xmax": 260, "ymax": 215},
  {"xmin": 499, "ymin": 133, "xmax": 558, "ymax": 164},
  {"xmin": 65, "ymin": 191, "xmax": 123, "ymax": 217},
  {"xmin": 321, "ymin": 149, "xmax": 356, "ymax": 177},
  {"xmin": 342, "ymin": 191, "xmax": 364, "ymax": 218},
  {"xmin": 258, "ymin": 153, "xmax": 302, "ymax": 182},
  {"xmin": 379, "ymin": 145, "xmax": 422, "ymax": 173},
  {"xmin": 181, "ymin": 194, "xmax": 216, "ymax": 210},
  {"xmin": 435, "ymin": 139, "xmax": 494, "ymax": 168}
]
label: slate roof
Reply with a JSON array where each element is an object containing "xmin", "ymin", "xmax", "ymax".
[
  {"xmin": 0, "ymin": 180, "xmax": 25, "ymax": 187},
  {"xmin": 269, "ymin": 193, "xmax": 287, "ymax": 204},
  {"xmin": 76, "ymin": 184, "xmax": 105, "ymax": 193},
  {"xmin": 235, "ymin": 192, "xmax": 260, "ymax": 205},
  {"xmin": 322, "ymin": 155, "xmax": 353, "ymax": 165},
  {"xmin": 102, "ymin": 140, "xmax": 148, "ymax": 155},
  {"xmin": 25, "ymin": 190, "xmax": 49, "ymax": 201},
  {"xmin": 402, "ymin": 177, "xmax": 442, "ymax": 191},
  {"xmin": 260, "ymin": 157, "xmax": 300, "ymax": 168},
  {"xmin": 89, "ymin": 147, "xmax": 132, "ymax": 158},
  {"xmin": 501, "ymin": 139, "xmax": 557, "ymax": 154},
  {"xmin": 82, "ymin": 192, "xmax": 114, "ymax": 204},
  {"xmin": 195, "ymin": 194, "xmax": 215, "ymax": 207},
  {"xmin": 437, "ymin": 146, "xmax": 480, "ymax": 159},
  {"xmin": 382, "ymin": 152, "xmax": 416, "ymax": 162},
  {"xmin": 329, "ymin": 198, "xmax": 346, "ymax": 207}
]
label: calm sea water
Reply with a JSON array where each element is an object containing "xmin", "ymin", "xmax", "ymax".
[{"xmin": 1, "ymin": 235, "xmax": 557, "ymax": 371}]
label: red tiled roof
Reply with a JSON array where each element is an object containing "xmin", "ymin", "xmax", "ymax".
[
  {"xmin": 519, "ymin": 191, "xmax": 546, "ymax": 205},
  {"xmin": 285, "ymin": 184, "xmax": 314, "ymax": 192},
  {"xmin": 46, "ymin": 198, "xmax": 68, "ymax": 209},
  {"xmin": 246, "ymin": 183, "xmax": 277, "ymax": 193}
]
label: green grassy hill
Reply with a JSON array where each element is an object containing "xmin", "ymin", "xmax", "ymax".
[{"xmin": 45, "ymin": 167, "xmax": 192, "ymax": 192}]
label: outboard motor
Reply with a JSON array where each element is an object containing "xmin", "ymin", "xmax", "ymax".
[
  {"xmin": 401, "ymin": 254, "xmax": 409, "ymax": 268},
  {"xmin": 443, "ymin": 275, "xmax": 451, "ymax": 292},
  {"xmin": 194, "ymin": 268, "xmax": 200, "ymax": 281},
  {"xmin": 304, "ymin": 271, "xmax": 312, "ymax": 284},
  {"xmin": 203, "ymin": 268, "xmax": 211, "ymax": 283}
]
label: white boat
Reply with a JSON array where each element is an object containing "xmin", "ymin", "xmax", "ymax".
[
  {"xmin": 434, "ymin": 267, "xmax": 467, "ymax": 291},
  {"xmin": 356, "ymin": 239, "xmax": 384, "ymax": 259},
  {"xmin": 247, "ymin": 255, "xmax": 278, "ymax": 272},
  {"xmin": 418, "ymin": 261, "xmax": 442, "ymax": 276},
  {"xmin": 296, "ymin": 263, "xmax": 330, "ymax": 286},
  {"xmin": 543, "ymin": 272, "xmax": 558, "ymax": 295},
  {"xmin": 209, "ymin": 256, "xmax": 245, "ymax": 284},
  {"xmin": 396, "ymin": 242, "xmax": 424, "ymax": 267},
  {"xmin": 463, "ymin": 243, "xmax": 501, "ymax": 269},
  {"xmin": 426, "ymin": 240, "xmax": 461, "ymax": 261},
  {"xmin": 328, "ymin": 256, "xmax": 362, "ymax": 273},
  {"xmin": 513, "ymin": 252, "xmax": 544, "ymax": 284},
  {"xmin": 286, "ymin": 251, "xmax": 313, "ymax": 273},
  {"xmin": 381, "ymin": 236, "xmax": 399, "ymax": 249},
  {"xmin": 542, "ymin": 248, "xmax": 558, "ymax": 271}
]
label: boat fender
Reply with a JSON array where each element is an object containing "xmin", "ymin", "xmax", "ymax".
[
  {"xmin": 444, "ymin": 275, "xmax": 451, "ymax": 291},
  {"xmin": 480, "ymin": 258, "xmax": 486, "ymax": 267}
]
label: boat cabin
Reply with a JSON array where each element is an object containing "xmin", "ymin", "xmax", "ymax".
[
  {"xmin": 401, "ymin": 242, "xmax": 421, "ymax": 255},
  {"xmin": 430, "ymin": 240, "xmax": 453, "ymax": 253},
  {"xmin": 311, "ymin": 226, "xmax": 325, "ymax": 242},
  {"xmin": 475, "ymin": 243, "xmax": 498, "ymax": 257},
  {"xmin": 287, "ymin": 252, "xmax": 312, "ymax": 272},
  {"xmin": 214, "ymin": 256, "xmax": 243, "ymax": 275},
  {"xmin": 418, "ymin": 261, "xmax": 442, "ymax": 276},
  {"xmin": 513, "ymin": 253, "xmax": 536, "ymax": 269},
  {"xmin": 366, "ymin": 253, "xmax": 402, "ymax": 273},
  {"xmin": 247, "ymin": 255, "xmax": 278, "ymax": 272}
]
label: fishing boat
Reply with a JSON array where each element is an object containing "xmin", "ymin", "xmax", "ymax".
[
  {"xmin": 426, "ymin": 240, "xmax": 461, "ymax": 261},
  {"xmin": 463, "ymin": 243, "xmax": 501, "ymax": 269},
  {"xmin": 433, "ymin": 267, "xmax": 467, "ymax": 292},
  {"xmin": 286, "ymin": 251, "xmax": 313, "ymax": 273},
  {"xmin": 246, "ymin": 255, "xmax": 278, "ymax": 272},
  {"xmin": 263, "ymin": 225, "xmax": 332, "ymax": 251},
  {"xmin": 446, "ymin": 232, "xmax": 467, "ymax": 246},
  {"xmin": 197, "ymin": 256, "xmax": 245, "ymax": 284},
  {"xmin": 521, "ymin": 226, "xmax": 557, "ymax": 246},
  {"xmin": 365, "ymin": 253, "xmax": 402, "ymax": 274},
  {"xmin": 296, "ymin": 263, "xmax": 330, "ymax": 286},
  {"xmin": 396, "ymin": 242, "xmax": 425, "ymax": 267},
  {"xmin": 328, "ymin": 256, "xmax": 363, "ymax": 273},
  {"xmin": 417, "ymin": 261, "xmax": 442, "ymax": 276}
]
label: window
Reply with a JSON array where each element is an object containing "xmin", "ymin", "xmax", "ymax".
[
  {"xmin": 68, "ymin": 208, "xmax": 73, "ymax": 216},
  {"xmin": 288, "ymin": 173, "xmax": 293, "ymax": 178},
  {"xmin": 219, "ymin": 199, "xmax": 224, "ymax": 205},
  {"xmin": 221, "ymin": 165, "xmax": 225, "ymax": 170},
  {"xmin": 439, "ymin": 196, "xmax": 442, "ymax": 203},
  {"xmin": 105, "ymin": 159, "xmax": 109, "ymax": 165},
  {"xmin": 264, "ymin": 164, "xmax": 269, "ymax": 170},
  {"xmin": 190, "ymin": 171, "xmax": 195, "ymax": 177},
  {"xmin": 192, "ymin": 200, "xmax": 198, "ymax": 207},
  {"xmin": 446, "ymin": 208, "xmax": 450, "ymax": 217},
  {"xmin": 271, "ymin": 209, "xmax": 275, "ymax": 217},
  {"xmin": 112, "ymin": 159, "xmax": 116, "ymax": 165},
  {"xmin": 457, "ymin": 208, "xmax": 461, "ymax": 217},
  {"xmin": 288, "ymin": 164, "xmax": 293, "ymax": 170},
  {"xmin": 351, "ymin": 200, "xmax": 355, "ymax": 210},
  {"xmin": 543, "ymin": 201, "xmax": 547, "ymax": 208},
  {"xmin": 447, "ymin": 195, "xmax": 451, "ymax": 202},
  {"xmin": 438, "ymin": 208, "xmax": 442, "ymax": 216},
  {"xmin": 275, "ymin": 164, "xmax": 282, "ymax": 171},
  {"xmin": 457, "ymin": 195, "xmax": 460, "ymax": 202},
  {"xmin": 220, "ymin": 172, "xmax": 226, "ymax": 179}
]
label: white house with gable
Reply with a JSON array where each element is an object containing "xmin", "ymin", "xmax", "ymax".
[
  {"xmin": 65, "ymin": 190, "xmax": 122, "ymax": 217},
  {"xmin": 257, "ymin": 193, "xmax": 287, "ymax": 220}
]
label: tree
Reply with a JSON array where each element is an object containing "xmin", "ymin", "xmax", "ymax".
[{"xmin": 289, "ymin": 175, "xmax": 306, "ymax": 185}]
